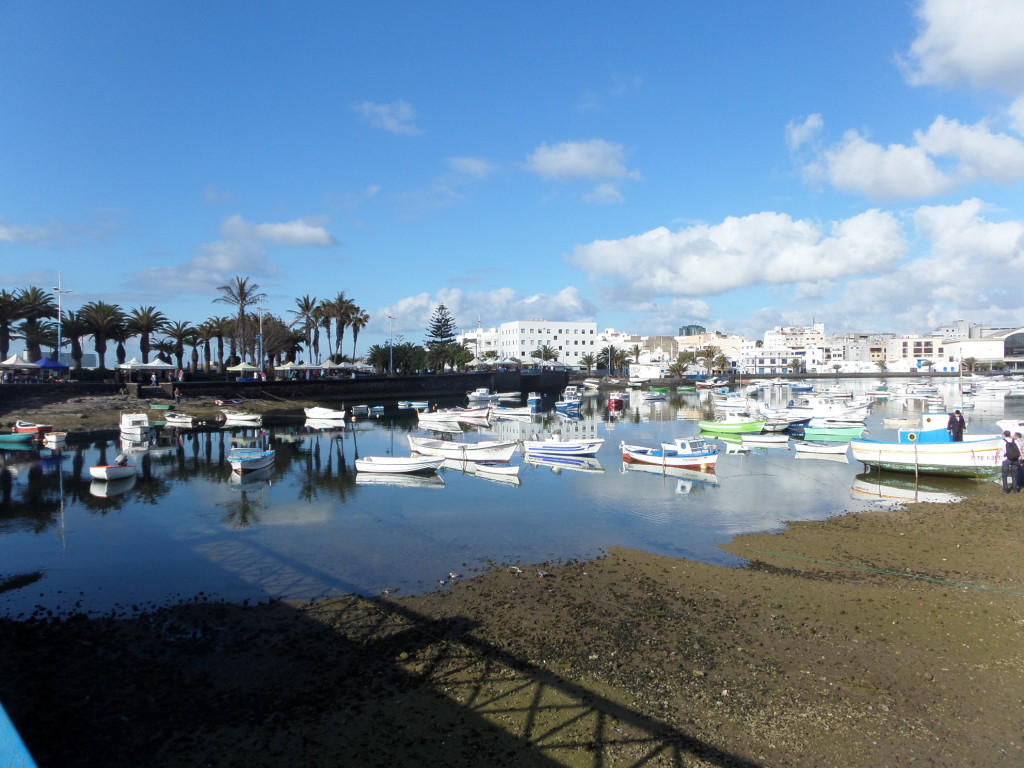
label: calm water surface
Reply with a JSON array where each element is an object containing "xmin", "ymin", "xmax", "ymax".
[{"xmin": 1, "ymin": 378, "xmax": 1017, "ymax": 617}]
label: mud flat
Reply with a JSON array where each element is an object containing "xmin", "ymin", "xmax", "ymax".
[{"xmin": 1, "ymin": 485, "xmax": 1022, "ymax": 766}]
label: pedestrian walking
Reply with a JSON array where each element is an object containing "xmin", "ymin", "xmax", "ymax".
[{"xmin": 999, "ymin": 430, "xmax": 1020, "ymax": 493}]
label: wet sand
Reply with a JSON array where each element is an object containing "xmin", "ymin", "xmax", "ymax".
[{"xmin": 1, "ymin": 480, "xmax": 1022, "ymax": 767}]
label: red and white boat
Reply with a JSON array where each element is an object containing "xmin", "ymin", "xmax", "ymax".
[
  {"xmin": 607, "ymin": 391, "xmax": 627, "ymax": 410},
  {"xmin": 89, "ymin": 454, "xmax": 136, "ymax": 481},
  {"xmin": 13, "ymin": 420, "xmax": 53, "ymax": 435}
]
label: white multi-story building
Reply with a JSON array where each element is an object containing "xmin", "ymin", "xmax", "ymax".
[{"xmin": 494, "ymin": 320, "xmax": 600, "ymax": 367}]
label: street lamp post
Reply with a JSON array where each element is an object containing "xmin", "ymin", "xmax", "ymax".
[
  {"xmin": 53, "ymin": 272, "xmax": 71, "ymax": 365},
  {"xmin": 256, "ymin": 298, "xmax": 265, "ymax": 374},
  {"xmin": 387, "ymin": 309, "xmax": 394, "ymax": 375}
]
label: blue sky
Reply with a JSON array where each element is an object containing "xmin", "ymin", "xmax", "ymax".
[{"xmin": 3, "ymin": 0, "xmax": 1024, "ymax": 357}]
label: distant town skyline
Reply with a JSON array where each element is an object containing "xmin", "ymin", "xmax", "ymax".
[{"xmin": 4, "ymin": 2, "xmax": 1024, "ymax": 352}]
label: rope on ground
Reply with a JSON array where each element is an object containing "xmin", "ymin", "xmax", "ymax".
[{"xmin": 743, "ymin": 546, "xmax": 1024, "ymax": 597}]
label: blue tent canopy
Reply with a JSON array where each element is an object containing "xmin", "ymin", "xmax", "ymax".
[{"xmin": 35, "ymin": 356, "xmax": 69, "ymax": 370}]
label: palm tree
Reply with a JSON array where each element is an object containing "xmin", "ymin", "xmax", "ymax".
[
  {"xmin": 598, "ymin": 345, "xmax": 617, "ymax": 375},
  {"xmin": 204, "ymin": 316, "xmax": 233, "ymax": 370},
  {"xmin": 327, "ymin": 292, "xmax": 356, "ymax": 359},
  {"xmin": 79, "ymin": 300, "xmax": 125, "ymax": 370},
  {"xmin": 214, "ymin": 276, "xmax": 264, "ymax": 364},
  {"xmin": 195, "ymin": 321, "xmax": 218, "ymax": 372},
  {"xmin": 126, "ymin": 306, "xmax": 169, "ymax": 364},
  {"xmin": 629, "ymin": 343, "xmax": 644, "ymax": 365},
  {"xmin": 961, "ymin": 357, "xmax": 976, "ymax": 374},
  {"xmin": 161, "ymin": 321, "xmax": 197, "ymax": 370},
  {"xmin": 349, "ymin": 305, "xmax": 370, "ymax": 360},
  {"xmin": 0, "ymin": 289, "xmax": 21, "ymax": 360},
  {"xmin": 14, "ymin": 286, "xmax": 57, "ymax": 361},
  {"xmin": 289, "ymin": 295, "xmax": 321, "ymax": 364},
  {"xmin": 696, "ymin": 345, "xmax": 721, "ymax": 375},
  {"xmin": 61, "ymin": 311, "xmax": 89, "ymax": 370},
  {"xmin": 580, "ymin": 353, "xmax": 597, "ymax": 375},
  {"xmin": 316, "ymin": 299, "xmax": 333, "ymax": 361}
]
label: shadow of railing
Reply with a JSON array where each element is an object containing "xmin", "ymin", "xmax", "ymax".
[{"xmin": 2, "ymin": 586, "xmax": 761, "ymax": 767}]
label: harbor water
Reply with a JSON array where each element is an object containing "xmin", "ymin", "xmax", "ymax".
[{"xmin": 1, "ymin": 377, "xmax": 1018, "ymax": 618}]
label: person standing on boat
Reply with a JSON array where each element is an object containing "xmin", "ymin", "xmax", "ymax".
[
  {"xmin": 998, "ymin": 431, "xmax": 1020, "ymax": 493},
  {"xmin": 946, "ymin": 410, "xmax": 966, "ymax": 441}
]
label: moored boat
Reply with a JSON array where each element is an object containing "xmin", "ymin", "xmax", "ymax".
[
  {"xmin": 354, "ymin": 455, "xmax": 445, "ymax": 474},
  {"xmin": 850, "ymin": 413, "xmax": 1000, "ymax": 478},
  {"xmin": 13, "ymin": 420, "xmax": 53, "ymax": 436},
  {"xmin": 163, "ymin": 412, "xmax": 196, "ymax": 427},
  {"xmin": 0, "ymin": 431, "xmax": 36, "ymax": 444},
  {"xmin": 620, "ymin": 436, "xmax": 719, "ymax": 469},
  {"xmin": 89, "ymin": 454, "xmax": 135, "ymax": 481},
  {"xmin": 408, "ymin": 435, "xmax": 519, "ymax": 462},
  {"xmin": 697, "ymin": 413, "xmax": 766, "ymax": 434},
  {"xmin": 521, "ymin": 436, "xmax": 604, "ymax": 456},
  {"xmin": 227, "ymin": 446, "xmax": 276, "ymax": 474},
  {"xmin": 118, "ymin": 412, "xmax": 150, "ymax": 438},
  {"xmin": 304, "ymin": 406, "xmax": 348, "ymax": 420}
]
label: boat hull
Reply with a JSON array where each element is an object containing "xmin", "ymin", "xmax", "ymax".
[
  {"xmin": 698, "ymin": 419, "xmax": 765, "ymax": 433},
  {"xmin": 227, "ymin": 448, "xmax": 276, "ymax": 474},
  {"xmin": 355, "ymin": 456, "xmax": 445, "ymax": 474},
  {"xmin": 620, "ymin": 443, "xmax": 719, "ymax": 469},
  {"xmin": 89, "ymin": 464, "xmax": 136, "ymax": 481},
  {"xmin": 408, "ymin": 436, "xmax": 518, "ymax": 462},
  {"xmin": 521, "ymin": 438, "xmax": 604, "ymax": 456},
  {"xmin": 850, "ymin": 436, "xmax": 1001, "ymax": 477}
]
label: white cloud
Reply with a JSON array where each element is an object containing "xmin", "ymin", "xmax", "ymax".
[
  {"xmin": 786, "ymin": 113, "xmax": 823, "ymax": 152},
  {"xmin": 583, "ymin": 182, "xmax": 625, "ymax": 205},
  {"xmin": 0, "ymin": 220, "xmax": 53, "ymax": 244},
  {"xmin": 904, "ymin": 0, "xmax": 1024, "ymax": 94},
  {"xmin": 915, "ymin": 116, "xmax": 1024, "ymax": 183},
  {"xmin": 526, "ymin": 139, "xmax": 640, "ymax": 181},
  {"xmin": 569, "ymin": 209, "xmax": 906, "ymax": 299},
  {"xmin": 220, "ymin": 214, "xmax": 337, "ymax": 246},
  {"xmin": 447, "ymin": 156, "xmax": 496, "ymax": 179},
  {"xmin": 821, "ymin": 129, "xmax": 954, "ymax": 199},
  {"xmin": 354, "ymin": 100, "xmax": 421, "ymax": 135}
]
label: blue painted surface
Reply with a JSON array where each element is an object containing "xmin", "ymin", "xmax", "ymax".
[{"xmin": 0, "ymin": 700, "xmax": 37, "ymax": 768}]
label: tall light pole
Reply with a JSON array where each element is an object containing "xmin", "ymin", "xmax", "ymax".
[
  {"xmin": 387, "ymin": 309, "xmax": 394, "ymax": 375},
  {"xmin": 257, "ymin": 297, "xmax": 265, "ymax": 374},
  {"xmin": 53, "ymin": 272, "xmax": 71, "ymax": 364}
]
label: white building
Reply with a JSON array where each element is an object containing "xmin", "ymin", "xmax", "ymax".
[{"xmin": 483, "ymin": 320, "xmax": 600, "ymax": 367}]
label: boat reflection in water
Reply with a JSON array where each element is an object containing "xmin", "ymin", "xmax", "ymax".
[
  {"xmin": 523, "ymin": 453, "xmax": 604, "ymax": 473},
  {"xmin": 354, "ymin": 472, "xmax": 446, "ymax": 489},
  {"xmin": 620, "ymin": 460, "xmax": 719, "ymax": 495},
  {"xmin": 89, "ymin": 474, "xmax": 137, "ymax": 498},
  {"xmin": 850, "ymin": 473, "xmax": 967, "ymax": 505}
]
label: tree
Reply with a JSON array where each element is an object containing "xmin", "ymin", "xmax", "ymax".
[
  {"xmin": 61, "ymin": 311, "xmax": 89, "ymax": 370},
  {"xmin": 204, "ymin": 316, "xmax": 233, "ymax": 370},
  {"xmin": 326, "ymin": 292, "xmax": 356, "ymax": 359},
  {"xmin": 875, "ymin": 359, "xmax": 888, "ymax": 372},
  {"xmin": 532, "ymin": 344, "xmax": 559, "ymax": 363},
  {"xmin": 349, "ymin": 305, "xmax": 370, "ymax": 360},
  {"xmin": 79, "ymin": 300, "xmax": 125, "ymax": 370},
  {"xmin": 424, "ymin": 304, "xmax": 461, "ymax": 371},
  {"xmin": 696, "ymin": 345, "xmax": 721, "ymax": 375},
  {"xmin": 0, "ymin": 289, "xmax": 21, "ymax": 360},
  {"xmin": 628, "ymin": 344, "xmax": 644, "ymax": 365},
  {"xmin": 598, "ymin": 345, "xmax": 617, "ymax": 375},
  {"xmin": 126, "ymin": 306, "xmax": 168, "ymax": 364},
  {"xmin": 962, "ymin": 357, "xmax": 977, "ymax": 373},
  {"xmin": 214, "ymin": 276, "xmax": 264, "ymax": 364},
  {"xmin": 580, "ymin": 353, "xmax": 597, "ymax": 375},
  {"xmin": 15, "ymin": 286, "xmax": 57, "ymax": 362},
  {"xmin": 289, "ymin": 295, "xmax": 321, "ymax": 364},
  {"xmin": 161, "ymin": 321, "xmax": 197, "ymax": 370}
]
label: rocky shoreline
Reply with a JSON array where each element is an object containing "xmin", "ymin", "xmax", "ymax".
[{"xmin": 2, "ymin": 477, "xmax": 1022, "ymax": 767}]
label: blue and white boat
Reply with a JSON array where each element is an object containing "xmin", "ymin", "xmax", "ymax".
[
  {"xmin": 522, "ymin": 436, "xmax": 604, "ymax": 456},
  {"xmin": 850, "ymin": 412, "xmax": 1000, "ymax": 478}
]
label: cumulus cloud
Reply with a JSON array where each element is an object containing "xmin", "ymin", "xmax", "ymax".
[
  {"xmin": 568, "ymin": 209, "xmax": 907, "ymax": 300},
  {"xmin": 526, "ymin": 139, "xmax": 641, "ymax": 203},
  {"xmin": 904, "ymin": 0, "xmax": 1024, "ymax": 93},
  {"xmin": 128, "ymin": 214, "xmax": 337, "ymax": 295},
  {"xmin": 786, "ymin": 113, "xmax": 824, "ymax": 152},
  {"xmin": 220, "ymin": 214, "xmax": 337, "ymax": 246},
  {"xmin": 354, "ymin": 100, "xmax": 421, "ymax": 135}
]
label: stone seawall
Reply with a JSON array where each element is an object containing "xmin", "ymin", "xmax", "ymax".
[{"xmin": 0, "ymin": 369, "xmax": 570, "ymax": 410}]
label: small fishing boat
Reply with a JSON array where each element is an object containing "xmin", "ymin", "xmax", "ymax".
[
  {"xmin": 227, "ymin": 446, "xmax": 276, "ymax": 474},
  {"xmin": 416, "ymin": 406, "xmax": 490, "ymax": 424},
  {"xmin": 89, "ymin": 454, "xmax": 135, "ymax": 481},
  {"xmin": 0, "ymin": 431, "xmax": 36, "ymax": 445},
  {"xmin": 408, "ymin": 435, "xmax": 519, "ymax": 462},
  {"xmin": 740, "ymin": 433, "xmax": 790, "ymax": 446},
  {"xmin": 304, "ymin": 406, "xmax": 348, "ymax": 420},
  {"xmin": 215, "ymin": 398, "xmax": 244, "ymax": 406},
  {"xmin": 697, "ymin": 413, "xmax": 766, "ymax": 434},
  {"xmin": 620, "ymin": 436, "xmax": 720, "ymax": 469},
  {"xmin": 221, "ymin": 410, "xmax": 262, "ymax": 424},
  {"xmin": 354, "ymin": 455, "xmax": 445, "ymax": 474},
  {"xmin": 521, "ymin": 436, "xmax": 604, "ymax": 456},
  {"xmin": 466, "ymin": 387, "xmax": 501, "ymax": 403},
  {"xmin": 42, "ymin": 431, "xmax": 67, "ymax": 446},
  {"xmin": 793, "ymin": 441, "xmax": 849, "ymax": 455},
  {"xmin": 607, "ymin": 391, "xmax": 627, "ymax": 409},
  {"xmin": 13, "ymin": 420, "xmax": 53, "ymax": 436},
  {"xmin": 118, "ymin": 412, "xmax": 150, "ymax": 439},
  {"xmin": 163, "ymin": 412, "xmax": 196, "ymax": 427},
  {"xmin": 148, "ymin": 403, "xmax": 172, "ymax": 410}
]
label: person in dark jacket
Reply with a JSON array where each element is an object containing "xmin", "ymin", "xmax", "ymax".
[{"xmin": 946, "ymin": 409, "xmax": 966, "ymax": 441}]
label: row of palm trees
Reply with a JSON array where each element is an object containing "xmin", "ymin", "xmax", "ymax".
[{"xmin": 0, "ymin": 277, "xmax": 372, "ymax": 373}]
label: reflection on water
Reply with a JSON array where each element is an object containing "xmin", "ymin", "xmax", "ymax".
[{"xmin": 1, "ymin": 377, "xmax": 1019, "ymax": 615}]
